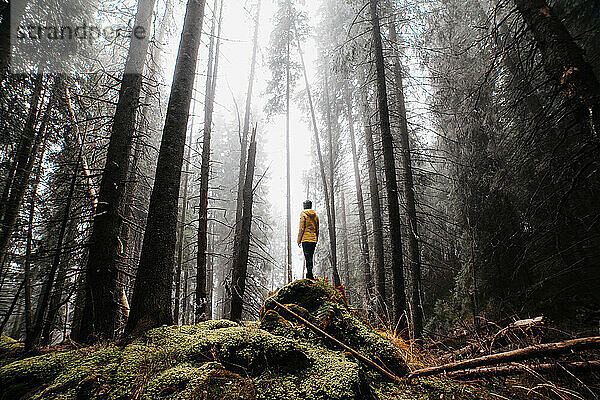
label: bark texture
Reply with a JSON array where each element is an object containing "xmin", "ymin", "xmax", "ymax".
[
  {"xmin": 125, "ymin": 0, "xmax": 207, "ymax": 337},
  {"xmin": 79, "ymin": 0, "xmax": 157, "ymax": 341}
]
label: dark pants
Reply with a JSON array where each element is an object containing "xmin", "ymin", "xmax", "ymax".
[{"xmin": 302, "ymin": 242, "xmax": 316, "ymax": 279}]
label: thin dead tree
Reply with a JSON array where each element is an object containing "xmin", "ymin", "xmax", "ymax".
[
  {"xmin": 230, "ymin": 127, "xmax": 258, "ymax": 321},
  {"xmin": 197, "ymin": 0, "xmax": 223, "ymax": 322},
  {"xmin": 234, "ymin": 0, "xmax": 261, "ymax": 250},
  {"xmin": 323, "ymin": 69, "xmax": 341, "ymax": 287},
  {"xmin": 345, "ymin": 81, "xmax": 373, "ymax": 306}
]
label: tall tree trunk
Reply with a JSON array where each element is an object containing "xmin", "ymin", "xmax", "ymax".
[
  {"xmin": 340, "ymin": 192, "xmax": 350, "ymax": 291},
  {"xmin": 234, "ymin": 0, "xmax": 261, "ymax": 246},
  {"xmin": 125, "ymin": 0, "xmax": 207, "ymax": 337},
  {"xmin": 182, "ymin": 266, "xmax": 189, "ymax": 324},
  {"xmin": 295, "ymin": 29, "xmax": 337, "ymax": 285},
  {"xmin": 119, "ymin": 0, "xmax": 175, "ymax": 283},
  {"xmin": 285, "ymin": 10, "xmax": 292, "ymax": 284},
  {"xmin": 41, "ymin": 224, "xmax": 74, "ymax": 346},
  {"xmin": 175, "ymin": 99, "xmax": 195, "ymax": 326},
  {"xmin": 197, "ymin": 0, "xmax": 222, "ymax": 322},
  {"xmin": 23, "ymin": 166, "xmax": 40, "ymax": 341},
  {"xmin": 0, "ymin": 1, "xmax": 10, "ymax": 76},
  {"xmin": 513, "ymin": 0, "xmax": 600, "ymax": 136},
  {"xmin": 207, "ymin": 223, "xmax": 214, "ymax": 319},
  {"xmin": 27, "ymin": 145, "xmax": 80, "ymax": 350},
  {"xmin": 345, "ymin": 82, "xmax": 373, "ymax": 305},
  {"xmin": 323, "ymin": 71, "xmax": 340, "ymax": 287},
  {"xmin": 361, "ymin": 75, "xmax": 387, "ymax": 315},
  {"xmin": 368, "ymin": 0, "xmax": 406, "ymax": 325},
  {"xmin": 229, "ymin": 127, "xmax": 258, "ymax": 321},
  {"xmin": 0, "ymin": 74, "xmax": 45, "ymax": 270},
  {"xmin": 78, "ymin": 0, "xmax": 157, "ymax": 342},
  {"xmin": 388, "ymin": 23, "xmax": 423, "ymax": 338},
  {"xmin": 0, "ymin": 279, "xmax": 24, "ymax": 335}
]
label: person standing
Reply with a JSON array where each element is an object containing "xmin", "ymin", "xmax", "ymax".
[{"xmin": 297, "ymin": 200, "xmax": 319, "ymax": 279}]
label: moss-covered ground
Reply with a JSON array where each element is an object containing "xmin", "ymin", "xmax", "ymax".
[{"xmin": 0, "ymin": 279, "xmax": 502, "ymax": 400}]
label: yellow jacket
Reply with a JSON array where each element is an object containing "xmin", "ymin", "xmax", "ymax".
[{"xmin": 297, "ymin": 209, "xmax": 319, "ymax": 244}]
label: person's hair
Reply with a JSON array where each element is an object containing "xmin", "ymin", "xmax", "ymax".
[{"xmin": 303, "ymin": 200, "xmax": 312, "ymax": 209}]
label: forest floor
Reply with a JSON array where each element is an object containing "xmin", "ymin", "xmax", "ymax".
[{"xmin": 0, "ymin": 279, "xmax": 585, "ymax": 400}]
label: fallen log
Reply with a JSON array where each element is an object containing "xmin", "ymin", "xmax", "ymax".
[
  {"xmin": 448, "ymin": 360, "xmax": 600, "ymax": 380},
  {"xmin": 409, "ymin": 336, "xmax": 600, "ymax": 379}
]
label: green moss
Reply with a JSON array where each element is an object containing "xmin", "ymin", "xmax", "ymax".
[
  {"xmin": 0, "ymin": 281, "xmax": 503, "ymax": 400},
  {"xmin": 0, "ymin": 335, "xmax": 24, "ymax": 367}
]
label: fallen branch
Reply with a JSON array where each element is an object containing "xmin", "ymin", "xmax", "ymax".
[
  {"xmin": 271, "ymin": 299, "xmax": 406, "ymax": 381},
  {"xmin": 448, "ymin": 360, "xmax": 600, "ymax": 380},
  {"xmin": 410, "ymin": 336, "xmax": 600, "ymax": 379}
]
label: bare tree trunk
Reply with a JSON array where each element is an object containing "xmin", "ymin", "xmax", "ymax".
[
  {"xmin": 361, "ymin": 77, "xmax": 387, "ymax": 315},
  {"xmin": 0, "ymin": 2, "xmax": 10, "ymax": 76},
  {"xmin": 230, "ymin": 128, "xmax": 258, "ymax": 321},
  {"xmin": 295, "ymin": 30, "xmax": 337, "ymax": 285},
  {"xmin": 41, "ymin": 224, "xmax": 74, "ymax": 346},
  {"xmin": 513, "ymin": 0, "xmax": 600, "ymax": 136},
  {"xmin": 0, "ymin": 74, "xmax": 45, "ymax": 270},
  {"xmin": 368, "ymin": 0, "xmax": 406, "ymax": 325},
  {"xmin": 388, "ymin": 23, "xmax": 423, "ymax": 339},
  {"xmin": 125, "ymin": 0, "xmax": 207, "ymax": 337},
  {"xmin": 345, "ymin": 82, "xmax": 373, "ymax": 305},
  {"xmin": 23, "ymin": 167, "xmax": 39, "ymax": 341},
  {"xmin": 0, "ymin": 279, "xmax": 24, "ymax": 335},
  {"xmin": 27, "ymin": 145, "xmax": 80, "ymax": 350},
  {"xmin": 207, "ymin": 223, "xmax": 214, "ymax": 319},
  {"xmin": 79, "ymin": 0, "xmax": 157, "ymax": 342},
  {"xmin": 340, "ymin": 193, "xmax": 350, "ymax": 291},
  {"xmin": 182, "ymin": 267, "xmax": 189, "ymax": 324},
  {"xmin": 285, "ymin": 15, "xmax": 292, "ymax": 283},
  {"xmin": 234, "ymin": 0, "xmax": 261, "ymax": 245},
  {"xmin": 175, "ymin": 102, "xmax": 195, "ymax": 326},
  {"xmin": 324, "ymin": 71, "xmax": 340, "ymax": 287},
  {"xmin": 197, "ymin": 0, "xmax": 222, "ymax": 322}
]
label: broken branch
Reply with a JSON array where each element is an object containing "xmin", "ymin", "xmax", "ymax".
[{"xmin": 409, "ymin": 336, "xmax": 600, "ymax": 379}]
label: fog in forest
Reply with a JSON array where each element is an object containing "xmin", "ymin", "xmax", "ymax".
[{"xmin": 0, "ymin": 0, "xmax": 599, "ymax": 398}]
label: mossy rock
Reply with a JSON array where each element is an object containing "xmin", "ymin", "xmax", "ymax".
[
  {"xmin": 0, "ymin": 281, "xmax": 501, "ymax": 400},
  {"xmin": 261, "ymin": 279, "xmax": 408, "ymax": 377}
]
